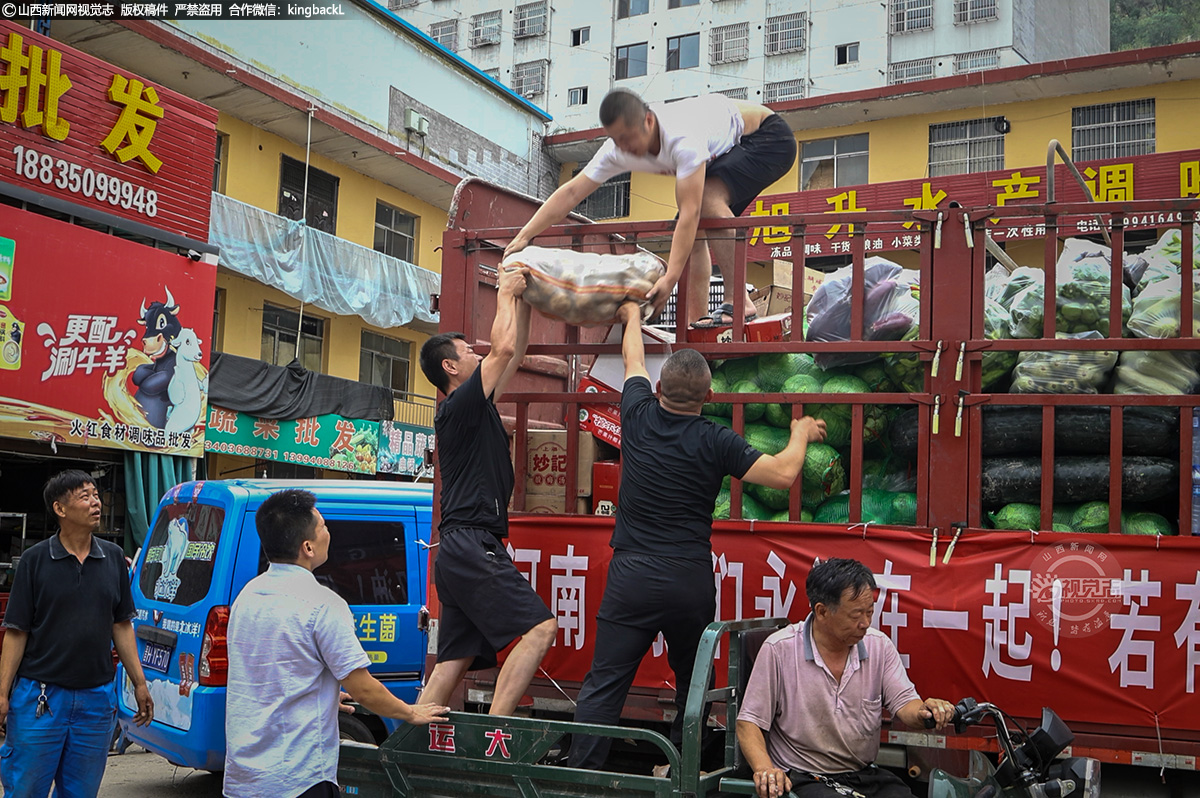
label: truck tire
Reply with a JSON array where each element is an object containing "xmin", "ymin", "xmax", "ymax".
[{"xmin": 338, "ymin": 713, "xmax": 375, "ymax": 744}]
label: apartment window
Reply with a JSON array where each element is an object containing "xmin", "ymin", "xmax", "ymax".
[
  {"xmin": 668, "ymin": 33, "xmax": 700, "ymax": 71},
  {"xmin": 929, "ymin": 117, "xmax": 1005, "ymax": 177},
  {"xmin": 572, "ymin": 26, "xmax": 590, "ymax": 46},
  {"xmin": 835, "ymin": 43, "xmax": 859, "ymax": 65},
  {"xmin": 764, "ymin": 79, "xmax": 805, "ymax": 104},
  {"xmin": 212, "ymin": 132, "xmax": 228, "ymax": 194},
  {"xmin": 890, "ymin": 0, "xmax": 933, "ymax": 33},
  {"xmin": 954, "ymin": 0, "xmax": 998, "ymax": 24},
  {"xmin": 1072, "ymin": 99, "xmax": 1155, "ymax": 162},
  {"xmin": 718, "ymin": 87, "xmax": 748, "ymax": 100},
  {"xmin": 616, "ymin": 43, "xmax": 648, "ymax": 79},
  {"xmin": 279, "ymin": 155, "xmax": 338, "ymax": 235},
  {"xmin": 470, "ymin": 10, "xmax": 501, "ymax": 47},
  {"xmin": 429, "ymin": 19, "xmax": 458, "ymax": 51},
  {"xmin": 710, "ymin": 23, "xmax": 749, "ymax": 65},
  {"xmin": 574, "ymin": 169, "xmax": 631, "ymax": 220},
  {"xmin": 617, "ymin": 0, "xmax": 648, "ymax": 19},
  {"xmin": 801, "ymin": 134, "xmax": 868, "ymax": 191},
  {"xmin": 514, "ymin": 1, "xmax": 547, "ymax": 38},
  {"xmin": 387, "ymin": 0, "xmax": 418, "ymax": 8},
  {"xmin": 374, "ymin": 202, "xmax": 417, "ymax": 263},
  {"xmin": 766, "ymin": 13, "xmax": 806, "ymax": 55},
  {"xmin": 513, "ymin": 60, "xmax": 548, "ymax": 97},
  {"xmin": 568, "ymin": 86, "xmax": 589, "ymax": 106},
  {"xmin": 953, "ymin": 48, "xmax": 1000, "ymax": 74},
  {"xmin": 889, "ymin": 57, "xmax": 935, "ymax": 84},
  {"xmin": 262, "ymin": 303, "xmax": 324, "ymax": 372},
  {"xmin": 669, "ymin": 0, "xmax": 699, "ymax": 6},
  {"xmin": 360, "ymin": 330, "xmax": 412, "ymax": 397}
]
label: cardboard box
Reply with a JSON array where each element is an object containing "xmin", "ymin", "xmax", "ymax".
[
  {"xmin": 751, "ymin": 261, "xmax": 824, "ymax": 318},
  {"xmin": 592, "ymin": 461, "xmax": 621, "ymax": 516},
  {"xmin": 587, "ymin": 324, "xmax": 676, "ymax": 391},
  {"xmin": 578, "ymin": 376, "xmax": 623, "ymax": 449},
  {"xmin": 685, "ymin": 312, "xmax": 792, "ymax": 345},
  {"xmin": 521, "ymin": 430, "xmax": 597, "ymax": 498},
  {"xmin": 525, "ymin": 495, "xmax": 591, "ymax": 515}
]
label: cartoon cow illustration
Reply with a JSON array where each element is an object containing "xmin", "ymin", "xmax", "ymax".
[
  {"xmin": 132, "ymin": 289, "xmax": 182, "ymax": 429},
  {"xmin": 164, "ymin": 328, "xmax": 207, "ymax": 435},
  {"xmin": 154, "ymin": 516, "xmax": 189, "ymax": 601}
]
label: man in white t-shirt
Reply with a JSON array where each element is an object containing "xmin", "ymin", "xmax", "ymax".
[
  {"xmin": 505, "ymin": 89, "xmax": 796, "ymax": 329},
  {"xmin": 224, "ymin": 489, "xmax": 449, "ymax": 798}
]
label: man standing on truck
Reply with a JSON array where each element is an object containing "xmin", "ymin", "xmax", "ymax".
[
  {"xmin": 416, "ymin": 265, "xmax": 558, "ymax": 716},
  {"xmin": 737, "ymin": 558, "xmax": 956, "ymax": 798},
  {"xmin": 504, "ymin": 89, "xmax": 796, "ymax": 329},
  {"xmin": 0, "ymin": 469, "xmax": 154, "ymax": 798},
  {"xmin": 224, "ymin": 489, "xmax": 450, "ymax": 798},
  {"xmin": 569, "ymin": 301, "xmax": 826, "ymax": 771}
]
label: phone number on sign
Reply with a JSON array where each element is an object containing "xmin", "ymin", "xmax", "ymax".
[{"xmin": 11, "ymin": 145, "xmax": 159, "ymax": 218}]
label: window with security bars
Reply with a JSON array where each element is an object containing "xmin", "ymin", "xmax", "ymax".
[
  {"xmin": 718, "ymin": 87, "xmax": 749, "ymax": 100},
  {"xmin": 573, "ymin": 170, "xmax": 631, "ymax": 220},
  {"xmin": 890, "ymin": 0, "xmax": 933, "ymax": 33},
  {"xmin": 387, "ymin": 0, "xmax": 418, "ymax": 8},
  {"xmin": 513, "ymin": 60, "xmax": 547, "ymax": 97},
  {"xmin": 1071, "ymin": 99, "xmax": 1155, "ymax": 162},
  {"xmin": 764, "ymin": 79, "xmax": 805, "ymax": 104},
  {"xmin": 711, "ymin": 23, "xmax": 749, "ymax": 64},
  {"xmin": 514, "ymin": 1, "xmax": 547, "ymax": 38},
  {"xmin": 954, "ymin": 48, "xmax": 1000, "ymax": 73},
  {"xmin": 888, "ymin": 57, "xmax": 934, "ymax": 84},
  {"xmin": 954, "ymin": 0, "xmax": 998, "ymax": 24},
  {"xmin": 429, "ymin": 19, "xmax": 458, "ymax": 51},
  {"xmin": 766, "ymin": 13, "xmax": 806, "ymax": 55},
  {"xmin": 470, "ymin": 10, "xmax": 501, "ymax": 47},
  {"xmin": 928, "ymin": 117, "xmax": 1005, "ymax": 176},
  {"xmin": 279, "ymin": 155, "xmax": 338, "ymax": 234}
]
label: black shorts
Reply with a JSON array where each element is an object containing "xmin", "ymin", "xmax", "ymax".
[
  {"xmin": 433, "ymin": 526, "xmax": 554, "ymax": 670},
  {"xmin": 708, "ymin": 114, "xmax": 797, "ymax": 216}
]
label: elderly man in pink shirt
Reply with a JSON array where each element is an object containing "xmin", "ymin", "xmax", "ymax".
[{"xmin": 737, "ymin": 558, "xmax": 956, "ymax": 798}]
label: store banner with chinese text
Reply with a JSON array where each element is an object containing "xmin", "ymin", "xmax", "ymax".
[
  {"xmin": 204, "ymin": 407, "xmax": 381, "ymax": 474},
  {"xmin": 378, "ymin": 420, "xmax": 435, "ymax": 476},
  {"xmin": 745, "ymin": 148, "xmax": 1200, "ymax": 262},
  {"xmin": 0, "ymin": 21, "xmax": 218, "ymax": 241},
  {"xmin": 500, "ymin": 518, "xmax": 1200, "ymax": 735},
  {"xmin": 0, "ymin": 204, "xmax": 216, "ymax": 456}
]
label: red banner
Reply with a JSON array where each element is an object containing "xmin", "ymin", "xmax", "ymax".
[
  {"xmin": 0, "ymin": 22, "xmax": 218, "ymax": 241},
  {"xmin": 502, "ymin": 516, "xmax": 1200, "ymax": 736},
  {"xmin": 0, "ymin": 203, "xmax": 216, "ymax": 456},
  {"xmin": 745, "ymin": 148, "xmax": 1200, "ymax": 261}
]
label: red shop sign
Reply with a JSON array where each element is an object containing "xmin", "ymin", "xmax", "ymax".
[{"xmin": 0, "ymin": 21, "xmax": 218, "ymax": 241}]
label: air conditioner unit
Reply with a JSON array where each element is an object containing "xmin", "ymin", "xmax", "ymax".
[{"xmin": 404, "ymin": 108, "xmax": 422, "ymax": 133}]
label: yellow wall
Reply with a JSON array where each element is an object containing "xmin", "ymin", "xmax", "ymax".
[{"xmin": 213, "ymin": 113, "xmax": 444, "ymax": 398}]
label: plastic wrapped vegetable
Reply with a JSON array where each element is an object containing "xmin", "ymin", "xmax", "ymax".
[
  {"xmin": 501, "ymin": 245, "xmax": 665, "ymax": 325},
  {"xmin": 804, "ymin": 259, "xmax": 920, "ymax": 368},
  {"xmin": 1113, "ymin": 349, "xmax": 1200, "ymax": 395},
  {"xmin": 1009, "ymin": 240, "xmax": 1132, "ymax": 338},
  {"xmin": 1126, "ymin": 271, "xmax": 1200, "ymax": 339},
  {"xmin": 981, "ymin": 295, "xmax": 1018, "ymax": 390},
  {"xmin": 1010, "ymin": 332, "xmax": 1117, "ymax": 394},
  {"xmin": 1138, "ymin": 224, "xmax": 1200, "ymax": 292}
]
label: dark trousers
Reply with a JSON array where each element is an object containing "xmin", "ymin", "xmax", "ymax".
[
  {"xmin": 569, "ymin": 552, "xmax": 715, "ymax": 770},
  {"xmin": 788, "ymin": 765, "xmax": 917, "ymax": 798}
]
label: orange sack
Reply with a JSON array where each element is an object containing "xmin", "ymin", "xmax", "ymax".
[{"xmin": 501, "ymin": 246, "xmax": 666, "ymax": 325}]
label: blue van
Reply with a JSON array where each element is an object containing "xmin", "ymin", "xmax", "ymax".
[{"xmin": 115, "ymin": 479, "xmax": 434, "ymax": 771}]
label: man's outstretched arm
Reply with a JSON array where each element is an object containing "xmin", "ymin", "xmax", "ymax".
[
  {"xmin": 480, "ymin": 266, "xmax": 527, "ymax": 400},
  {"xmin": 645, "ymin": 167, "xmax": 705, "ymax": 316},
  {"xmin": 504, "ymin": 173, "xmax": 601, "ymax": 257},
  {"xmin": 617, "ymin": 301, "xmax": 650, "ymax": 383}
]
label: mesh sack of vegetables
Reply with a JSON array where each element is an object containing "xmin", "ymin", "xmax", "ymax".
[
  {"xmin": 988, "ymin": 502, "xmax": 1042, "ymax": 531},
  {"xmin": 1126, "ymin": 271, "xmax": 1200, "ymax": 339},
  {"xmin": 804, "ymin": 374, "xmax": 886, "ymax": 448},
  {"xmin": 805, "ymin": 259, "xmax": 921, "ymax": 369},
  {"xmin": 1113, "ymin": 349, "xmax": 1200, "ymax": 395},
  {"xmin": 1010, "ymin": 332, "xmax": 1117, "ymax": 394},
  {"xmin": 1009, "ymin": 240, "xmax": 1132, "ymax": 338},
  {"xmin": 501, "ymin": 245, "xmax": 665, "ymax": 325}
]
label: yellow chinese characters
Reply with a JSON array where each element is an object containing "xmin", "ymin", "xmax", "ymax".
[
  {"xmin": 748, "ymin": 200, "xmax": 791, "ymax": 246},
  {"xmin": 902, "ymin": 183, "xmax": 948, "ymax": 230},
  {"xmin": 992, "ymin": 171, "xmax": 1041, "ymax": 206},
  {"xmin": 825, "ymin": 190, "xmax": 866, "ymax": 238},
  {"xmin": 101, "ymin": 75, "xmax": 165, "ymax": 174},
  {"xmin": 0, "ymin": 32, "xmax": 72, "ymax": 141},
  {"xmin": 1179, "ymin": 161, "xmax": 1199, "ymax": 199},
  {"xmin": 1084, "ymin": 163, "xmax": 1133, "ymax": 202}
]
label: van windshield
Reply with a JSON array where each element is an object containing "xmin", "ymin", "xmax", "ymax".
[
  {"xmin": 138, "ymin": 503, "xmax": 226, "ymax": 606},
  {"xmin": 314, "ymin": 519, "xmax": 408, "ymax": 605}
]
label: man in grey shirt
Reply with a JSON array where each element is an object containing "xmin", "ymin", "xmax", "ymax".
[{"xmin": 224, "ymin": 489, "xmax": 449, "ymax": 798}]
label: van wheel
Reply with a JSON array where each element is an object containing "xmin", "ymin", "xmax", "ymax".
[{"xmin": 338, "ymin": 713, "xmax": 375, "ymax": 744}]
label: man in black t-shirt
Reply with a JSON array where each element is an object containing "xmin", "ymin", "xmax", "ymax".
[
  {"xmin": 0, "ymin": 470, "xmax": 155, "ymax": 797},
  {"xmin": 569, "ymin": 302, "xmax": 827, "ymax": 771},
  {"xmin": 417, "ymin": 265, "xmax": 556, "ymax": 717}
]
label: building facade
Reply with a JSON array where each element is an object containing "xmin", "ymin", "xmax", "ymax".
[{"xmin": 391, "ymin": 0, "xmax": 1110, "ymax": 132}]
